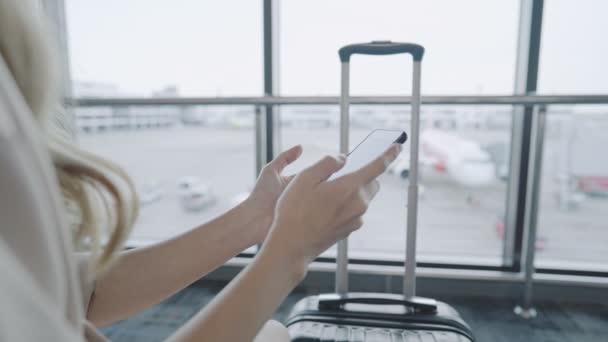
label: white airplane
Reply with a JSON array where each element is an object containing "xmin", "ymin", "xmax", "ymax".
[{"xmin": 388, "ymin": 130, "xmax": 497, "ymax": 203}]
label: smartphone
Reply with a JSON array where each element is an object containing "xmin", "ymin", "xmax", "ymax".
[{"xmin": 329, "ymin": 129, "xmax": 407, "ymax": 180}]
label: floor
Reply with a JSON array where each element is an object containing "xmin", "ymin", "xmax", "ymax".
[{"xmin": 100, "ymin": 282, "xmax": 608, "ymax": 342}]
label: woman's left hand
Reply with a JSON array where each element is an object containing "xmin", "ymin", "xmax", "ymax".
[{"xmin": 246, "ymin": 145, "xmax": 303, "ymax": 243}]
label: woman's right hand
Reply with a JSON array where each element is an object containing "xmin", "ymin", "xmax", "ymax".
[
  {"xmin": 261, "ymin": 144, "xmax": 402, "ymax": 279},
  {"xmin": 166, "ymin": 144, "xmax": 401, "ymax": 342}
]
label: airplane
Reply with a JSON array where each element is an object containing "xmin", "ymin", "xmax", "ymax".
[
  {"xmin": 388, "ymin": 129, "xmax": 497, "ymax": 204},
  {"xmin": 553, "ymin": 113, "xmax": 608, "ymax": 210}
]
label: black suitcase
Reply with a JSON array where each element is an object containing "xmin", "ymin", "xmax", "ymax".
[{"xmin": 285, "ymin": 41, "xmax": 475, "ymax": 342}]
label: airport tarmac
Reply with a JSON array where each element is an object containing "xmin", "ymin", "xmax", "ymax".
[{"xmin": 79, "ymin": 126, "xmax": 607, "ymax": 272}]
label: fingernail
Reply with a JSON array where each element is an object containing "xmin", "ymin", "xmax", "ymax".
[
  {"xmin": 390, "ymin": 145, "xmax": 400, "ymax": 157},
  {"xmin": 337, "ymin": 154, "xmax": 347, "ymax": 162}
]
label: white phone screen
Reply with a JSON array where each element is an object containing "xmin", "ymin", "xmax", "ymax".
[{"xmin": 329, "ymin": 129, "xmax": 407, "ymax": 181}]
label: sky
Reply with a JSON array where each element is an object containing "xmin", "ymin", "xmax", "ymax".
[{"xmin": 65, "ymin": 0, "xmax": 608, "ymax": 97}]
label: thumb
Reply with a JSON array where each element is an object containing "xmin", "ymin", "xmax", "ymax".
[
  {"xmin": 304, "ymin": 155, "xmax": 346, "ymax": 183},
  {"xmin": 270, "ymin": 145, "xmax": 303, "ymax": 172}
]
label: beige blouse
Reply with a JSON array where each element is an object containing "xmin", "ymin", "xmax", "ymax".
[{"xmin": 0, "ymin": 55, "xmax": 105, "ymax": 341}]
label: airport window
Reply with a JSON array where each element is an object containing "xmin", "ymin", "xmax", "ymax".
[
  {"xmin": 535, "ymin": 105, "xmax": 608, "ymax": 273},
  {"xmin": 280, "ymin": 105, "xmax": 513, "ymax": 265},
  {"xmin": 65, "ymin": 0, "xmax": 263, "ymax": 97},
  {"xmin": 76, "ymin": 105, "xmax": 257, "ymax": 247},
  {"xmin": 277, "ymin": 0, "xmax": 521, "ymax": 266},
  {"xmin": 538, "ymin": 1, "xmax": 608, "ymax": 94},
  {"xmin": 66, "ymin": 1, "xmax": 262, "ymax": 246},
  {"xmin": 279, "ymin": 0, "xmax": 519, "ymax": 95},
  {"xmin": 61, "ymin": 0, "xmax": 608, "ymax": 278}
]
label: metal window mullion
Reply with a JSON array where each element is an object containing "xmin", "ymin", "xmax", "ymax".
[
  {"xmin": 262, "ymin": 0, "xmax": 279, "ymax": 165},
  {"xmin": 505, "ymin": 0, "xmax": 544, "ymax": 272},
  {"xmin": 254, "ymin": 105, "xmax": 266, "ymax": 177},
  {"xmin": 510, "ymin": 0, "xmax": 545, "ymax": 317},
  {"xmin": 43, "ymin": 0, "xmax": 76, "ymax": 139},
  {"xmin": 521, "ymin": 105, "xmax": 547, "ymax": 311},
  {"xmin": 42, "ymin": 0, "xmax": 72, "ymax": 98}
]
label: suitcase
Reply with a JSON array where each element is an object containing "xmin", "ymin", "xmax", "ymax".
[{"xmin": 285, "ymin": 41, "xmax": 475, "ymax": 342}]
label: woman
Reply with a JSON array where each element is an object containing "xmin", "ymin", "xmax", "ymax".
[{"xmin": 0, "ymin": 0, "xmax": 401, "ymax": 341}]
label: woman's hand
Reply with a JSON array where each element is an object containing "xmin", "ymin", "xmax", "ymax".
[
  {"xmin": 168, "ymin": 145, "xmax": 401, "ymax": 342},
  {"xmin": 260, "ymin": 144, "xmax": 402, "ymax": 279},
  {"xmin": 246, "ymin": 145, "xmax": 303, "ymax": 243}
]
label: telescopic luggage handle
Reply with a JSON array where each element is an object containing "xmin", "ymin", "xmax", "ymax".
[
  {"xmin": 336, "ymin": 41, "xmax": 424, "ymax": 300},
  {"xmin": 339, "ymin": 41, "xmax": 425, "ymax": 61},
  {"xmin": 318, "ymin": 293, "xmax": 437, "ymax": 314}
]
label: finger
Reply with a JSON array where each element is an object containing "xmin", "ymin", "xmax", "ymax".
[
  {"xmin": 334, "ymin": 185, "xmax": 375, "ymax": 226},
  {"xmin": 285, "ymin": 174, "xmax": 296, "ymax": 183},
  {"xmin": 336, "ymin": 217, "xmax": 364, "ymax": 240},
  {"xmin": 270, "ymin": 145, "xmax": 303, "ymax": 172},
  {"xmin": 359, "ymin": 180, "xmax": 380, "ymax": 204},
  {"xmin": 348, "ymin": 144, "xmax": 401, "ymax": 185},
  {"xmin": 303, "ymin": 154, "xmax": 346, "ymax": 183}
]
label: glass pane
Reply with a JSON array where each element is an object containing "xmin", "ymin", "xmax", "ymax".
[
  {"xmin": 279, "ymin": 0, "xmax": 519, "ymax": 95},
  {"xmin": 76, "ymin": 105, "xmax": 256, "ymax": 247},
  {"xmin": 66, "ymin": 0, "xmax": 262, "ymax": 97},
  {"xmin": 538, "ymin": 1, "xmax": 608, "ymax": 94},
  {"xmin": 535, "ymin": 105, "xmax": 608, "ymax": 272},
  {"xmin": 279, "ymin": 105, "xmax": 512, "ymax": 265}
]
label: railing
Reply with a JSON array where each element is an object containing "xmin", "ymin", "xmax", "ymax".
[
  {"xmin": 72, "ymin": 94, "xmax": 608, "ymax": 106},
  {"xmin": 69, "ymin": 94, "xmax": 608, "ymax": 306}
]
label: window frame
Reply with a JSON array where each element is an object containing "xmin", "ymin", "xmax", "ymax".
[{"xmin": 48, "ymin": 0, "xmax": 608, "ymax": 280}]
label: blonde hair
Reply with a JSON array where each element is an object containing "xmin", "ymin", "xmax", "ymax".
[{"xmin": 0, "ymin": 0, "xmax": 139, "ymax": 276}]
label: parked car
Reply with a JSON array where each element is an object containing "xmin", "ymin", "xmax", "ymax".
[
  {"xmin": 138, "ymin": 180, "xmax": 165, "ymax": 206},
  {"xmin": 177, "ymin": 176, "xmax": 217, "ymax": 211}
]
